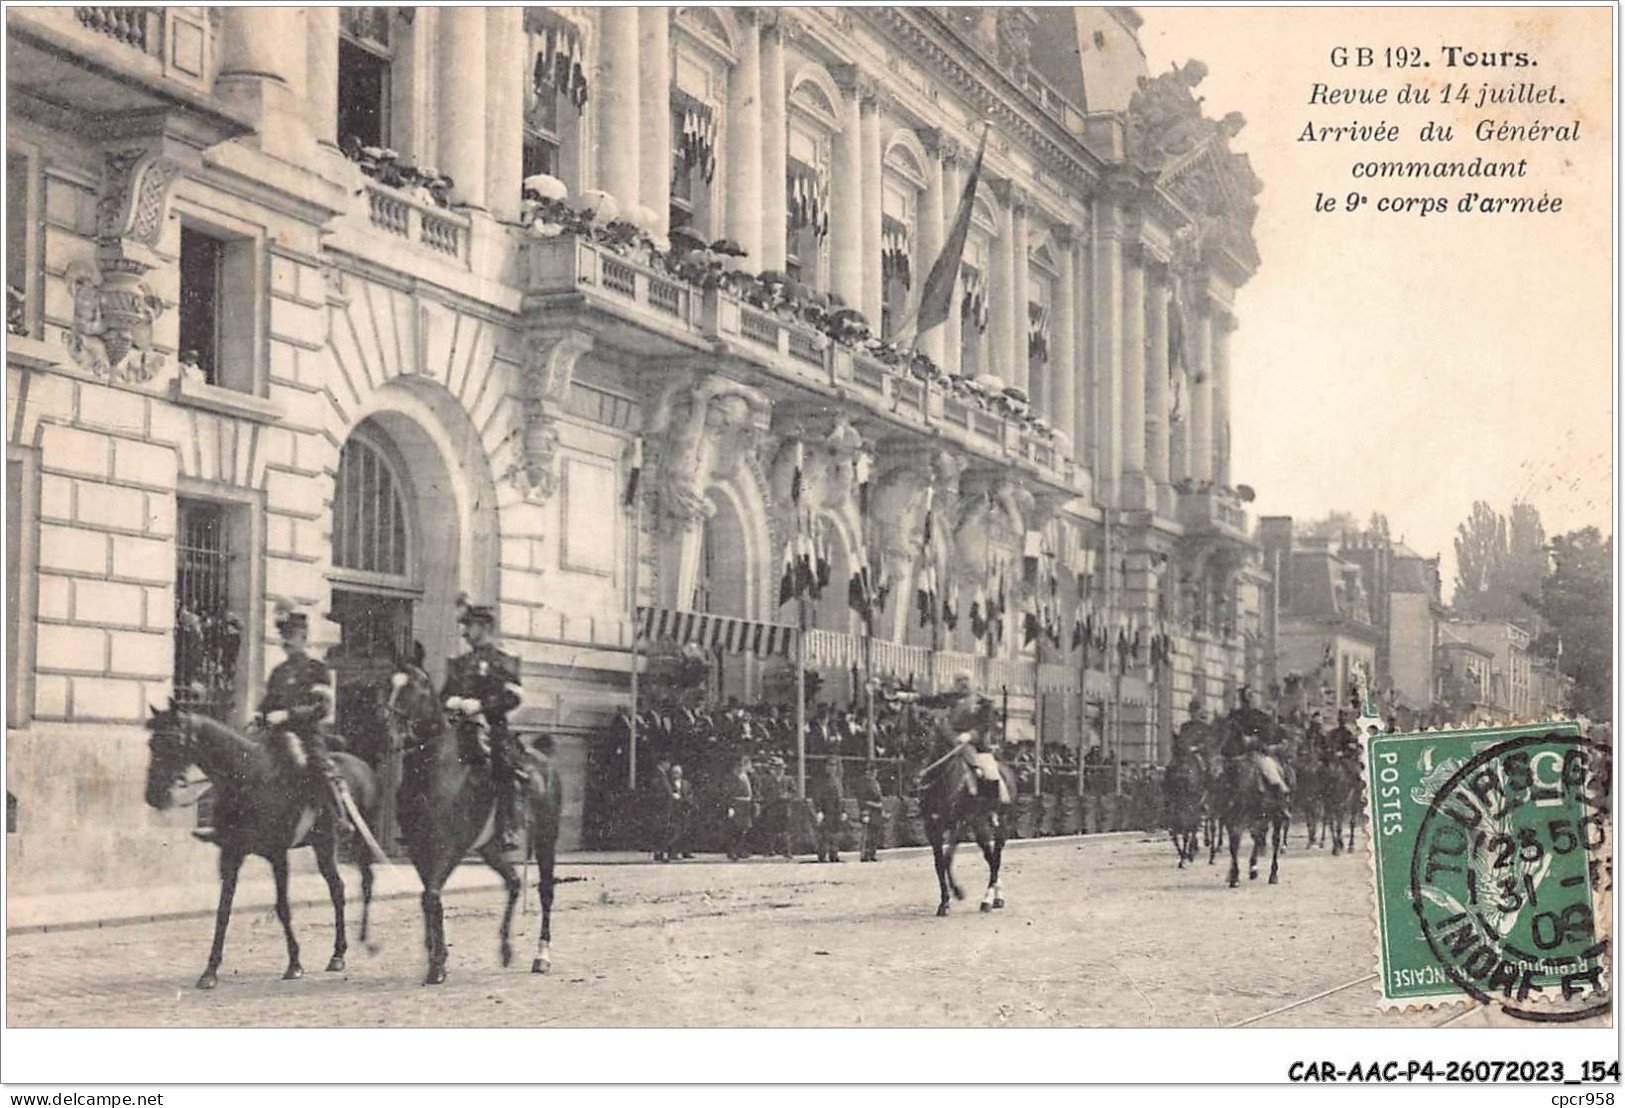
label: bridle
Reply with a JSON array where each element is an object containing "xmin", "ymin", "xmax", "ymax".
[{"xmin": 148, "ymin": 712, "xmax": 209, "ymax": 802}]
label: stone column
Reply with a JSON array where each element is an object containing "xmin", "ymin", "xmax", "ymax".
[
  {"xmin": 1009, "ymin": 191, "xmax": 1030, "ymax": 394},
  {"xmin": 758, "ymin": 17, "xmax": 787, "ymax": 270},
  {"xmin": 917, "ymin": 131, "xmax": 947, "ymax": 366},
  {"xmin": 596, "ymin": 7, "xmax": 641, "ymax": 208},
  {"xmin": 1145, "ymin": 260, "xmax": 1171, "ymax": 488},
  {"xmin": 306, "ymin": 7, "xmax": 339, "ymax": 149},
  {"xmin": 216, "ymin": 7, "xmax": 309, "ymax": 157},
  {"xmin": 940, "ymin": 145, "xmax": 964, "ymax": 377},
  {"xmin": 1072, "ymin": 231, "xmax": 1093, "ymax": 473},
  {"xmin": 1119, "ymin": 240, "xmax": 1148, "ymax": 507},
  {"xmin": 860, "ymin": 92, "xmax": 884, "ymax": 327},
  {"xmin": 990, "ymin": 182, "xmax": 1015, "ymax": 386},
  {"xmin": 1213, "ymin": 312, "xmax": 1233, "ymax": 486},
  {"xmin": 831, "ymin": 71, "xmax": 864, "ymax": 310},
  {"xmin": 1190, "ymin": 299, "xmax": 1214, "ymax": 483},
  {"xmin": 724, "ymin": 10, "xmax": 763, "ymax": 264},
  {"xmin": 484, "ymin": 7, "xmax": 525, "ymax": 223},
  {"xmin": 437, "ymin": 6, "xmax": 488, "ymax": 210},
  {"xmin": 1090, "ymin": 189, "xmax": 1127, "ymax": 507},
  {"xmin": 638, "ymin": 7, "xmax": 672, "ymax": 235},
  {"xmin": 1051, "ymin": 227, "xmax": 1077, "ymax": 450}
]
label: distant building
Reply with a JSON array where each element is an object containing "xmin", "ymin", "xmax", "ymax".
[
  {"xmin": 1443, "ymin": 619, "xmax": 1533, "ymax": 720},
  {"xmin": 1436, "ymin": 629, "xmax": 1497, "ymax": 725}
]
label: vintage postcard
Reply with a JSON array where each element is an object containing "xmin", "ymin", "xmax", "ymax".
[{"xmin": 2, "ymin": 1, "xmax": 1616, "ymax": 1087}]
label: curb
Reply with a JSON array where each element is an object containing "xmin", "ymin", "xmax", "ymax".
[{"xmin": 5, "ymin": 830, "xmax": 1154, "ymax": 937}]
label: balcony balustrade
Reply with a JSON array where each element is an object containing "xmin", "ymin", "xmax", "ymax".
[
  {"xmin": 357, "ymin": 181, "xmax": 472, "ymax": 266},
  {"xmin": 519, "ymin": 232, "xmax": 1077, "ymax": 489},
  {"xmin": 10, "ymin": 6, "xmax": 210, "ymax": 99},
  {"xmin": 1176, "ymin": 485, "xmax": 1251, "ymax": 541}
]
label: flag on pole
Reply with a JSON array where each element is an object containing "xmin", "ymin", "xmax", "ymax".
[
  {"xmin": 915, "ymin": 125, "xmax": 989, "ymax": 338},
  {"xmin": 790, "ymin": 440, "xmax": 805, "ymax": 506}
]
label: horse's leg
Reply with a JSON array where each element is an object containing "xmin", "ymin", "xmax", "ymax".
[
  {"xmin": 270, "ymin": 851, "xmax": 303, "ymax": 980},
  {"xmin": 1269, "ymin": 814, "xmax": 1283, "ymax": 884},
  {"xmin": 421, "ymin": 884, "xmax": 447, "ymax": 986},
  {"xmin": 945, "ymin": 835, "xmax": 964, "ymax": 900},
  {"xmin": 975, "ymin": 822, "xmax": 998, "ymax": 912},
  {"xmin": 359, "ymin": 856, "xmax": 377, "ymax": 953},
  {"xmin": 1226, "ymin": 820, "xmax": 1241, "ymax": 888},
  {"xmin": 1249, "ymin": 819, "xmax": 1263, "ymax": 881},
  {"xmin": 532, "ymin": 833, "xmax": 556, "ymax": 974},
  {"xmin": 480, "ymin": 844, "xmax": 522, "ymax": 969},
  {"xmin": 990, "ymin": 825, "xmax": 1006, "ymax": 909},
  {"xmin": 928, "ymin": 825, "xmax": 952, "ymax": 917},
  {"xmin": 198, "ymin": 849, "xmax": 245, "ymax": 989},
  {"xmin": 313, "ymin": 831, "xmax": 348, "ymax": 973}
]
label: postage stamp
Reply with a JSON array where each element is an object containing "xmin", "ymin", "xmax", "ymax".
[{"xmin": 1366, "ymin": 722, "xmax": 1612, "ymax": 1020}]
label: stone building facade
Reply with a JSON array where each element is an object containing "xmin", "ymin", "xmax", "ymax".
[{"xmin": 6, "ymin": 6, "xmax": 1261, "ymax": 890}]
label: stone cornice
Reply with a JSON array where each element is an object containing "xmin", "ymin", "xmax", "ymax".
[{"xmin": 861, "ymin": 8, "xmax": 1105, "ymax": 197}]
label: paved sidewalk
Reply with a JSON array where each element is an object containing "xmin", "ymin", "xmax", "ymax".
[{"xmin": 6, "ymin": 833, "xmax": 1138, "ymax": 934}]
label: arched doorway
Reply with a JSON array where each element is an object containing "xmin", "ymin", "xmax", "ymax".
[
  {"xmin": 326, "ymin": 411, "xmax": 473, "ymax": 849},
  {"xmin": 693, "ymin": 488, "xmax": 752, "ymax": 701}
]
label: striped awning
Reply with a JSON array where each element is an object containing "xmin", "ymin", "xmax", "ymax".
[{"xmin": 637, "ymin": 607, "xmax": 796, "ymax": 658}]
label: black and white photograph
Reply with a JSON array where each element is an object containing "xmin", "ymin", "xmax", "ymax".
[{"xmin": 1, "ymin": 0, "xmax": 1618, "ymax": 1090}]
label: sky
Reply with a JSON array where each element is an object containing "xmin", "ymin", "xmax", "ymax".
[{"xmin": 1135, "ymin": 6, "xmax": 1614, "ymax": 599}]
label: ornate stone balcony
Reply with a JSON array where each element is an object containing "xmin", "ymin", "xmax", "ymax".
[
  {"xmin": 9, "ymin": 6, "xmax": 213, "ymax": 107},
  {"xmin": 1176, "ymin": 485, "xmax": 1252, "ymax": 543},
  {"xmin": 519, "ymin": 234, "xmax": 1080, "ymax": 493}
]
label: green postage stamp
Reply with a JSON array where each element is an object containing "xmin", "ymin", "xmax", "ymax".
[{"xmin": 1365, "ymin": 721, "xmax": 1612, "ymax": 1020}]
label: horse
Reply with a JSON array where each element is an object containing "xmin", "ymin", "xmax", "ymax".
[
  {"xmin": 1162, "ymin": 749, "xmax": 1204, "ymax": 867},
  {"xmin": 1202, "ymin": 751, "xmax": 1226, "ymax": 865},
  {"xmin": 1319, "ymin": 753, "xmax": 1363, "ymax": 856},
  {"xmin": 385, "ymin": 662, "xmax": 563, "ymax": 985},
  {"xmin": 1217, "ymin": 753, "xmax": 1291, "ymax": 887},
  {"xmin": 917, "ymin": 747, "xmax": 1017, "ymax": 917},
  {"xmin": 143, "ymin": 703, "xmax": 378, "ymax": 990},
  {"xmin": 1292, "ymin": 746, "xmax": 1325, "ymax": 848}
]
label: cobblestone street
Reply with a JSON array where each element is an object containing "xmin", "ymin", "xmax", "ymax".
[{"xmin": 13, "ymin": 832, "xmax": 1582, "ymax": 1029}]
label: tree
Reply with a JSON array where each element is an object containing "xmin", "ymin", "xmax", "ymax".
[
  {"xmin": 1367, "ymin": 512, "xmax": 1391, "ymax": 540},
  {"xmin": 1535, "ymin": 527, "xmax": 1612, "ymax": 721},
  {"xmin": 1451, "ymin": 500, "xmax": 1545, "ymax": 620},
  {"xmin": 1296, "ymin": 510, "xmax": 1359, "ymax": 541},
  {"xmin": 1453, "ymin": 500, "xmax": 1509, "ymax": 615}
]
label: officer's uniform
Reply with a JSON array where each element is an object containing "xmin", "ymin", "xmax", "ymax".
[
  {"xmin": 856, "ymin": 770, "xmax": 884, "ymax": 862},
  {"xmin": 257, "ymin": 611, "xmax": 344, "ymax": 831},
  {"xmin": 812, "ymin": 765, "xmax": 846, "ymax": 863},
  {"xmin": 441, "ymin": 606, "xmax": 526, "ymax": 855},
  {"xmin": 726, "ymin": 765, "xmax": 755, "ymax": 861}
]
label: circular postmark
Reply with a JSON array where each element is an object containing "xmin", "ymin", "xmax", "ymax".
[{"xmin": 1409, "ymin": 730, "xmax": 1612, "ymax": 1022}]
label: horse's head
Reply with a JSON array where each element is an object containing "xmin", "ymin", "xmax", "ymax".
[
  {"xmin": 384, "ymin": 660, "xmax": 446, "ymax": 748},
  {"xmin": 144, "ymin": 700, "xmax": 194, "ymax": 810}
]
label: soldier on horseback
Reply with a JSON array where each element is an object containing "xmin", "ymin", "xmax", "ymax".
[
  {"xmin": 442, "ymin": 602, "xmax": 527, "ymax": 857},
  {"xmin": 953, "ymin": 698, "xmax": 1006, "ymax": 824},
  {"xmin": 1220, "ymin": 687, "xmax": 1289, "ymax": 793},
  {"xmin": 243, "ymin": 604, "xmax": 347, "ymax": 837}
]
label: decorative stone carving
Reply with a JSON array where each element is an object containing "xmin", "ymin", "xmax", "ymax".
[
  {"xmin": 645, "ymin": 373, "xmax": 773, "ymax": 535},
  {"xmin": 767, "ymin": 418, "xmax": 867, "ymax": 529},
  {"xmin": 869, "ymin": 449, "xmax": 962, "ymax": 590},
  {"xmin": 60, "ymin": 257, "xmax": 166, "ymax": 382},
  {"xmin": 503, "ymin": 328, "xmax": 595, "ymax": 504},
  {"xmin": 95, "ymin": 147, "xmax": 182, "ymax": 264},
  {"xmin": 952, "ymin": 473, "xmax": 1035, "ymax": 579}
]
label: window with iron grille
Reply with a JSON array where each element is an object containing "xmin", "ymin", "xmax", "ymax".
[{"xmin": 174, "ymin": 499, "xmax": 242, "ymax": 721}]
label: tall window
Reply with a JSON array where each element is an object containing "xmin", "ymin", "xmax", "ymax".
[
  {"xmin": 785, "ymin": 142, "xmax": 828, "ymax": 284},
  {"xmin": 670, "ymin": 52, "xmax": 720, "ymax": 238},
  {"xmin": 959, "ymin": 237, "xmax": 989, "ymax": 375},
  {"xmin": 7, "ymin": 151, "xmax": 30, "ymax": 337},
  {"xmin": 525, "ymin": 11, "xmax": 587, "ymax": 190},
  {"xmin": 175, "ymin": 221, "xmax": 255, "ymax": 392},
  {"xmin": 1027, "ymin": 271, "xmax": 1053, "ymax": 385},
  {"xmin": 338, "ymin": 7, "xmax": 392, "ymax": 152},
  {"xmin": 174, "ymin": 500, "xmax": 241, "ymax": 721},
  {"xmin": 332, "ymin": 435, "xmax": 410, "ymax": 579},
  {"xmin": 880, "ymin": 182, "xmax": 914, "ymax": 338},
  {"xmin": 178, "ymin": 227, "xmax": 221, "ymax": 384}
]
